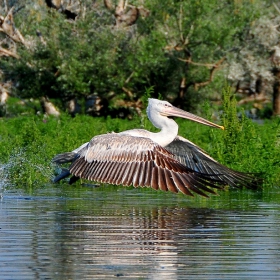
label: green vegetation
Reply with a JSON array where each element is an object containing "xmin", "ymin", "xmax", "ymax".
[
  {"xmin": 0, "ymin": 88, "xmax": 279, "ymax": 190},
  {"xmin": 1, "ymin": 0, "xmax": 278, "ymax": 116}
]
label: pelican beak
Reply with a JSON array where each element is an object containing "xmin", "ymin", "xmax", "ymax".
[{"xmin": 162, "ymin": 105, "xmax": 224, "ymax": 130}]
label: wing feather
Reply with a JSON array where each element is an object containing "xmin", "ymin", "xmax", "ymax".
[
  {"xmin": 124, "ymin": 162, "xmax": 138, "ymax": 186},
  {"xmin": 89, "ymin": 161, "xmax": 102, "ymax": 179},
  {"xmin": 158, "ymin": 167, "xmax": 168, "ymax": 191},
  {"xmin": 172, "ymin": 173, "xmax": 194, "ymax": 196},
  {"xmin": 132, "ymin": 162, "xmax": 141, "ymax": 187},
  {"xmin": 164, "ymin": 169, "xmax": 178, "ymax": 193},
  {"xmin": 151, "ymin": 166, "xmax": 159, "ymax": 190},
  {"xmin": 121, "ymin": 162, "xmax": 134, "ymax": 186},
  {"xmin": 137, "ymin": 161, "xmax": 146, "ymax": 187},
  {"xmin": 166, "ymin": 136, "xmax": 261, "ymax": 189},
  {"xmin": 143, "ymin": 161, "xmax": 153, "ymax": 187}
]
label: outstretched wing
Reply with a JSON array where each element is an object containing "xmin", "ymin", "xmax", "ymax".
[
  {"xmin": 52, "ymin": 142, "xmax": 89, "ymax": 164},
  {"xmin": 165, "ymin": 136, "xmax": 260, "ymax": 189},
  {"xmin": 68, "ymin": 134, "xmax": 224, "ymax": 197}
]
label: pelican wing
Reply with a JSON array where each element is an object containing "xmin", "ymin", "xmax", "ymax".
[
  {"xmin": 68, "ymin": 134, "xmax": 224, "ymax": 197},
  {"xmin": 165, "ymin": 136, "xmax": 260, "ymax": 189},
  {"xmin": 52, "ymin": 142, "xmax": 89, "ymax": 164}
]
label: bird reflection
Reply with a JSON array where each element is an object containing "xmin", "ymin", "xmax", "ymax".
[{"xmin": 51, "ymin": 205, "xmax": 222, "ymax": 279}]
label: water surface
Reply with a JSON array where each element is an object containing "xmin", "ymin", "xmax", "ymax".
[{"xmin": 0, "ymin": 185, "xmax": 279, "ymax": 279}]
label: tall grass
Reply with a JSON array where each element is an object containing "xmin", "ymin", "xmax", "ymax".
[{"xmin": 219, "ymin": 87, "xmax": 280, "ymax": 187}]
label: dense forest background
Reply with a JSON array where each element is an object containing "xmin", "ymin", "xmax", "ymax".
[{"xmin": 1, "ymin": 0, "xmax": 280, "ymax": 118}]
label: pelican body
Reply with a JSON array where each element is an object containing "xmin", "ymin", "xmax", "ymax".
[{"xmin": 53, "ymin": 98, "xmax": 259, "ymax": 197}]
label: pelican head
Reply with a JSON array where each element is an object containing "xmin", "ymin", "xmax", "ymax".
[{"xmin": 147, "ymin": 98, "xmax": 224, "ymax": 130}]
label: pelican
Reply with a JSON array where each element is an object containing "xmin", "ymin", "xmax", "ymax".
[{"xmin": 52, "ymin": 98, "xmax": 260, "ymax": 197}]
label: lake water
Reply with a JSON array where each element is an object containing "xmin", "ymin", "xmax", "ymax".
[{"xmin": 0, "ymin": 184, "xmax": 279, "ymax": 280}]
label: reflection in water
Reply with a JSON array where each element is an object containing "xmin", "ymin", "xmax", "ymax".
[
  {"xmin": 53, "ymin": 206, "xmax": 220, "ymax": 279},
  {"xmin": 0, "ymin": 187, "xmax": 280, "ymax": 280}
]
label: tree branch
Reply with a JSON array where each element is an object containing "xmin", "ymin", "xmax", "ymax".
[
  {"xmin": 0, "ymin": 46, "xmax": 19, "ymax": 58},
  {"xmin": 191, "ymin": 57, "xmax": 226, "ymax": 90},
  {"xmin": 122, "ymin": 86, "xmax": 134, "ymax": 99},
  {"xmin": 179, "ymin": 57, "xmax": 225, "ymax": 68},
  {"xmin": 0, "ymin": 7, "xmax": 25, "ymax": 45}
]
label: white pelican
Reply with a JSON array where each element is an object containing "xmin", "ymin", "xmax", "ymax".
[{"xmin": 52, "ymin": 98, "xmax": 260, "ymax": 197}]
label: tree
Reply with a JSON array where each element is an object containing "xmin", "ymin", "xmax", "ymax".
[
  {"xmin": 0, "ymin": 0, "xmax": 276, "ymax": 116},
  {"xmin": 226, "ymin": 2, "xmax": 280, "ymax": 116}
]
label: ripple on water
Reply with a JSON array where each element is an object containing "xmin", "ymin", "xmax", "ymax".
[{"xmin": 0, "ymin": 186, "xmax": 280, "ymax": 280}]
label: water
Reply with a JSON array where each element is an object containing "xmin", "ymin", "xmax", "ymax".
[{"xmin": 0, "ymin": 185, "xmax": 280, "ymax": 280}]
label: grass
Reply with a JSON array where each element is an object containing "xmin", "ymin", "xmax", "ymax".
[{"xmin": 0, "ymin": 88, "xmax": 279, "ymax": 190}]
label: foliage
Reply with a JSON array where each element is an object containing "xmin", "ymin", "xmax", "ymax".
[
  {"xmin": 208, "ymin": 87, "xmax": 280, "ymax": 187},
  {"xmin": 0, "ymin": 0, "xmax": 274, "ymax": 115}
]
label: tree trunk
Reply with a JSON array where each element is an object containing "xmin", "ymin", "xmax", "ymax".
[{"xmin": 273, "ymin": 70, "xmax": 280, "ymax": 116}]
